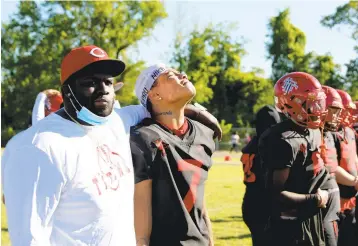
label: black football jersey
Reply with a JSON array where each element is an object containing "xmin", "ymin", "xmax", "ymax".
[
  {"xmin": 241, "ymin": 136, "xmax": 265, "ymax": 189},
  {"xmin": 332, "ymin": 127, "xmax": 358, "ymax": 199},
  {"xmin": 320, "ymin": 131, "xmax": 339, "ymax": 190},
  {"xmin": 320, "ymin": 131, "xmax": 340, "ymax": 222},
  {"xmin": 130, "ymin": 118, "xmax": 215, "ymax": 246},
  {"xmin": 259, "ymin": 120, "xmax": 329, "ymax": 196},
  {"xmin": 258, "ymin": 120, "xmax": 330, "ymax": 246}
]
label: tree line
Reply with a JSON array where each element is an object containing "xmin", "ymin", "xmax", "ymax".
[{"xmin": 1, "ymin": 1, "xmax": 357, "ymax": 145}]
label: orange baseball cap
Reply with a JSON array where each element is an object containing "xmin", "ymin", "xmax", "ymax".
[{"xmin": 60, "ymin": 45, "xmax": 125, "ymax": 84}]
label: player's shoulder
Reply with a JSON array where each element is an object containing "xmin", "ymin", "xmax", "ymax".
[
  {"xmin": 130, "ymin": 118, "xmax": 161, "ymax": 146},
  {"xmin": 241, "ymin": 136, "xmax": 258, "ymax": 154},
  {"xmin": 344, "ymin": 127, "xmax": 356, "ymax": 140},
  {"xmin": 260, "ymin": 120, "xmax": 305, "ymax": 152},
  {"xmin": 331, "ymin": 129, "xmax": 345, "ymax": 142},
  {"xmin": 7, "ymin": 113, "xmax": 82, "ymax": 153},
  {"xmin": 261, "ymin": 120, "xmax": 296, "ymax": 141},
  {"xmin": 188, "ymin": 118, "xmax": 215, "ymax": 142}
]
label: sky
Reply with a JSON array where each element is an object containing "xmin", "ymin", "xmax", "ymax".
[{"xmin": 1, "ymin": 0, "xmax": 356, "ymax": 78}]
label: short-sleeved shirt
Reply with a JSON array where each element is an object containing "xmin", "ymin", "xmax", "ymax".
[
  {"xmin": 259, "ymin": 120, "xmax": 329, "ymax": 245},
  {"xmin": 131, "ymin": 118, "xmax": 215, "ymax": 246},
  {"xmin": 332, "ymin": 127, "xmax": 358, "ymax": 199},
  {"xmin": 241, "ymin": 136, "xmax": 265, "ymax": 189},
  {"xmin": 320, "ymin": 131, "xmax": 339, "ymax": 190},
  {"xmin": 320, "ymin": 131, "xmax": 340, "ymax": 222},
  {"xmin": 2, "ymin": 105, "xmax": 149, "ymax": 246},
  {"xmin": 259, "ymin": 120, "xmax": 328, "ymax": 196}
]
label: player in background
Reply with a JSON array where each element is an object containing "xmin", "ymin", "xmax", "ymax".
[
  {"xmin": 230, "ymin": 131, "xmax": 240, "ymax": 153},
  {"xmin": 259, "ymin": 72, "xmax": 330, "ymax": 246},
  {"xmin": 241, "ymin": 105, "xmax": 281, "ymax": 246},
  {"xmin": 32, "ymin": 89, "xmax": 63, "ymax": 125},
  {"xmin": 320, "ymin": 85, "xmax": 358, "ymax": 246},
  {"xmin": 131, "ymin": 64, "xmax": 219, "ymax": 246},
  {"xmin": 334, "ymin": 90, "xmax": 358, "ymax": 246}
]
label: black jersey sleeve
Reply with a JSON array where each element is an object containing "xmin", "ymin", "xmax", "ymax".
[
  {"xmin": 130, "ymin": 140, "xmax": 153, "ymax": 184},
  {"xmin": 259, "ymin": 135, "xmax": 295, "ymax": 170}
]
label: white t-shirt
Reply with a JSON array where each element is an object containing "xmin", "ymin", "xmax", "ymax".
[
  {"xmin": 2, "ymin": 105, "xmax": 149, "ymax": 246},
  {"xmin": 113, "ymin": 100, "xmax": 121, "ymax": 109},
  {"xmin": 230, "ymin": 134, "xmax": 239, "ymax": 144}
]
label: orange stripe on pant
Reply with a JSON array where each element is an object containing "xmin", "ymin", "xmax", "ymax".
[{"xmin": 340, "ymin": 197, "xmax": 356, "ymax": 212}]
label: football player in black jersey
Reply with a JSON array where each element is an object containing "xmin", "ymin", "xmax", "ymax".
[
  {"xmin": 320, "ymin": 85, "xmax": 358, "ymax": 246},
  {"xmin": 334, "ymin": 90, "xmax": 358, "ymax": 246},
  {"xmin": 353, "ymin": 101, "xmax": 358, "ymax": 240},
  {"xmin": 259, "ymin": 72, "xmax": 331, "ymax": 246},
  {"xmin": 241, "ymin": 105, "xmax": 281, "ymax": 246},
  {"xmin": 131, "ymin": 64, "xmax": 217, "ymax": 246}
]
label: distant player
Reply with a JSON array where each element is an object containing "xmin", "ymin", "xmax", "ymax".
[
  {"xmin": 241, "ymin": 105, "xmax": 281, "ymax": 246},
  {"xmin": 259, "ymin": 72, "xmax": 330, "ymax": 246},
  {"xmin": 230, "ymin": 131, "xmax": 240, "ymax": 153},
  {"xmin": 320, "ymin": 86, "xmax": 348, "ymax": 246}
]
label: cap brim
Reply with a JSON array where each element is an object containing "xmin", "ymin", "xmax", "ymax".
[{"xmin": 77, "ymin": 59, "xmax": 126, "ymax": 79}]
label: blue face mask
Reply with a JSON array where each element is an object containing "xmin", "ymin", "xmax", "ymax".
[
  {"xmin": 77, "ymin": 106, "xmax": 111, "ymax": 125},
  {"xmin": 66, "ymin": 84, "xmax": 112, "ymax": 126}
]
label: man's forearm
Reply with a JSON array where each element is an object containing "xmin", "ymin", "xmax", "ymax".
[
  {"xmin": 134, "ymin": 180, "xmax": 153, "ymax": 246},
  {"xmin": 336, "ymin": 166, "xmax": 358, "ymax": 186},
  {"xmin": 279, "ymin": 191, "xmax": 318, "ymax": 209},
  {"xmin": 203, "ymin": 208, "xmax": 214, "ymax": 246}
]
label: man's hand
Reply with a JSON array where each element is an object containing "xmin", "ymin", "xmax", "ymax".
[
  {"xmin": 184, "ymin": 104, "xmax": 222, "ymax": 141},
  {"xmin": 316, "ymin": 188, "xmax": 329, "ymax": 208}
]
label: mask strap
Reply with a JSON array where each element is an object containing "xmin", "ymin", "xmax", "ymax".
[{"xmin": 66, "ymin": 84, "xmax": 83, "ymax": 113}]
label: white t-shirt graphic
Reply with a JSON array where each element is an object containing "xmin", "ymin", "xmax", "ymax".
[{"xmin": 2, "ymin": 105, "xmax": 149, "ymax": 246}]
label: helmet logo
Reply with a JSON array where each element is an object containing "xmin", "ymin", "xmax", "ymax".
[{"xmin": 282, "ymin": 77, "xmax": 298, "ymax": 94}]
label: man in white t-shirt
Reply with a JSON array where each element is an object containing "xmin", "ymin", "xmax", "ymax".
[
  {"xmin": 2, "ymin": 45, "xmax": 150, "ymax": 246},
  {"xmin": 230, "ymin": 131, "xmax": 240, "ymax": 153}
]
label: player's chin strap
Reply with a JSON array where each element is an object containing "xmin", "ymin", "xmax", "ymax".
[{"xmin": 319, "ymin": 127, "xmax": 326, "ymax": 158}]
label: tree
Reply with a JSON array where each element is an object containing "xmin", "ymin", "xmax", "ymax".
[
  {"xmin": 1, "ymin": 1, "xmax": 167, "ymax": 144},
  {"xmin": 309, "ymin": 53, "xmax": 344, "ymax": 89},
  {"xmin": 266, "ymin": 9, "xmax": 310, "ymax": 82},
  {"xmin": 171, "ymin": 24, "xmax": 273, "ymax": 127},
  {"xmin": 321, "ymin": 1, "xmax": 358, "ymax": 42},
  {"xmin": 321, "ymin": 1, "xmax": 358, "ymax": 99},
  {"xmin": 267, "ymin": 8, "xmax": 344, "ymax": 89}
]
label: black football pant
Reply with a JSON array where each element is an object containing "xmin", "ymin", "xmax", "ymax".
[
  {"xmin": 242, "ymin": 192, "xmax": 268, "ymax": 246},
  {"xmin": 338, "ymin": 208, "xmax": 357, "ymax": 246},
  {"xmin": 323, "ymin": 220, "xmax": 338, "ymax": 246}
]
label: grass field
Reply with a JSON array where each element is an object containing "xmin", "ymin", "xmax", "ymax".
[{"xmin": 1, "ymin": 151, "xmax": 250, "ymax": 246}]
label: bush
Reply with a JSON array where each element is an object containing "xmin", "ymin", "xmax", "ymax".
[{"xmin": 1, "ymin": 126, "xmax": 17, "ymax": 147}]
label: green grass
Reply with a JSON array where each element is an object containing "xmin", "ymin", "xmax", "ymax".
[
  {"xmin": 2, "ymin": 203, "xmax": 10, "ymax": 246},
  {"xmin": 1, "ymin": 159, "xmax": 250, "ymax": 246}
]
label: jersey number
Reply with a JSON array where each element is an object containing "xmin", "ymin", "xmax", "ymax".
[
  {"xmin": 177, "ymin": 159, "xmax": 203, "ymax": 212},
  {"xmin": 240, "ymin": 153, "xmax": 256, "ymax": 183}
]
